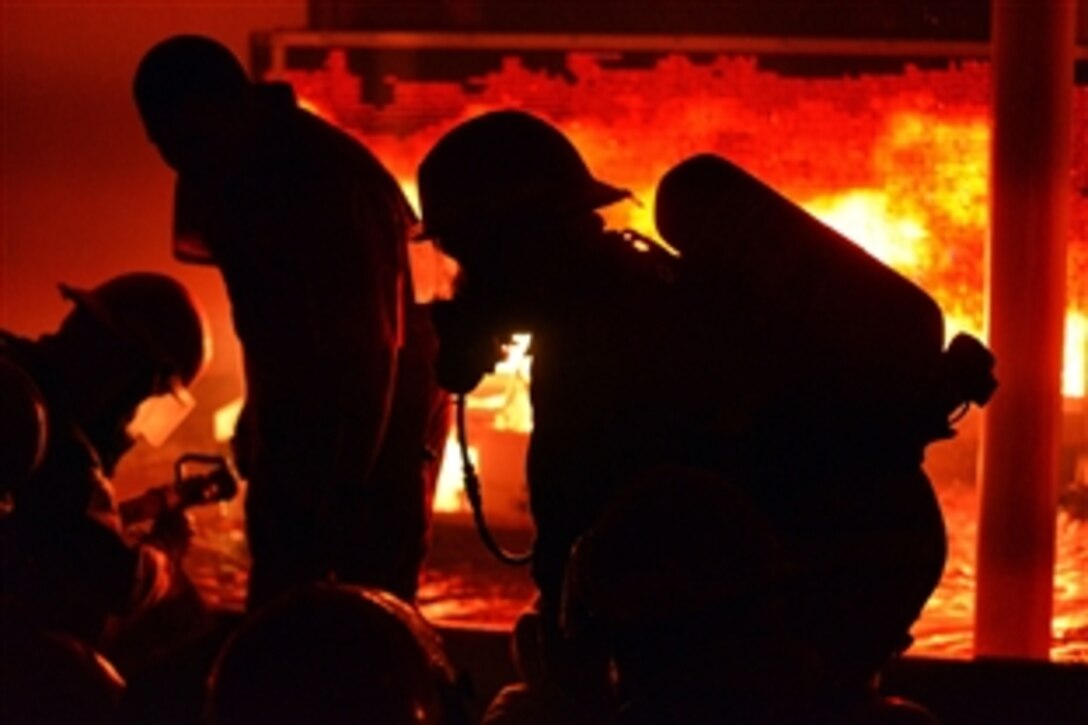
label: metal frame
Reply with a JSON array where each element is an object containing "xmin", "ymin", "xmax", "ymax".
[{"xmin": 260, "ymin": 29, "xmax": 1088, "ymax": 75}]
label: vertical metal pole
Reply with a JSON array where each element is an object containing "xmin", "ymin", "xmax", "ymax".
[{"xmin": 976, "ymin": 0, "xmax": 1075, "ymax": 659}]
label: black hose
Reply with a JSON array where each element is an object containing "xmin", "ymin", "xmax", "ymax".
[{"xmin": 456, "ymin": 394, "xmax": 532, "ymax": 566}]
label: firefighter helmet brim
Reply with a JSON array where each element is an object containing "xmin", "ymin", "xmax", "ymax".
[
  {"xmin": 416, "ymin": 109, "xmax": 630, "ymax": 241},
  {"xmin": 58, "ymin": 273, "xmax": 211, "ymax": 388}
]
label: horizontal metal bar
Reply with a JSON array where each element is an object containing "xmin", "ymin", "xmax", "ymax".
[{"xmin": 261, "ymin": 28, "xmax": 1088, "ymax": 63}]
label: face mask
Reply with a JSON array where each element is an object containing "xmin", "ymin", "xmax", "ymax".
[{"xmin": 125, "ymin": 379, "xmax": 196, "ymax": 447}]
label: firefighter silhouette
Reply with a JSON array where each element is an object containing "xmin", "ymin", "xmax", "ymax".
[
  {"xmin": 654, "ymin": 153, "xmax": 996, "ymax": 687},
  {"xmin": 0, "ymin": 273, "xmax": 209, "ymax": 647},
  {"xmin": 562, "ymin": 466, "xmax": 939, "ymax": 724},
  {"xmin": 133, "ymin": 35, "xmax": 449, "ymax": 608},
  {"xmin": 416, "ymin": 111, "xmax": 995, "ymax": 713}
]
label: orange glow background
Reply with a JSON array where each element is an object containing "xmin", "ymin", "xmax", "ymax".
[
  {"xmin": 272, "ymin": 49, "xmax": 1087, "ymax": 660},
  {"xmin": 2, "ymin": 5, "xmax": 1084, "ymax": 661},
  {"xmin": 1, "ymin": 0, "xmax": 307, "ymax": 388}
]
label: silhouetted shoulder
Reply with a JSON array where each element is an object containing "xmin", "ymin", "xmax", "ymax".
[
  {"xmin": 256, "ymin": 83, "xmax": 408, "ymax": 204},
  {"xmin": 0, "ymin": 351, "xmax": 47, "ymax": 495}
]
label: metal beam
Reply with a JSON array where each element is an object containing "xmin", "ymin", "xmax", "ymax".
[
  {"xmin": 976, "ymin": 0, "xmax": 1076, "ymax": 660},
  {"xmin": 256, "ymin": 29, "xmax": 1068, "ymax": 67}
]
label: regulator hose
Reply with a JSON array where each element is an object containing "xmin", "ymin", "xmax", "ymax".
[{"xmin": 456, "ymin": 393, "xmax": 533, "ymax": 566}]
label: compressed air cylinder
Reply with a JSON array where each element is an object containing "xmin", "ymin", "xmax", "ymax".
[{"xmin": 655, "ymin": 153, "xmax": 949, "ymax": 461}]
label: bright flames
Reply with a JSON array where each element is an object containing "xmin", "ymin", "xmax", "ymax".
[
  {"xmin": 280, "ymin": 54, "xmax": 1087, "ymax": 400},
  {"xmin": 267, "ymin": 51, "xmax": 1087, "ymax": 660}
]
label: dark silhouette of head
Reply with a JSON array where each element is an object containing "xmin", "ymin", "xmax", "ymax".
[
  {"xmin": 48, "ymin": 273, "xmax": 210, "ymax": 470},
  {"xmin": 133, "ymin": 35, "xmax": 252, "ymax": 178},
  {"xmin": 418, "ymin": 110, "xmax": 627, "ymax": 244},
  {"xmin": 562, "ymin": 467, "xmax": 822, "ymax": 713},
  {"xmin": 417, "ymin": 110, "xmax": 628, "ymax": 327},
  {"xmin": 0, "ymin": 613, "xmax": 125, "ymax": 725},
  {"xmin": 564, "ymin": 466, "xmax": 787, "ymax": 637},
  {"xmin": 58, "ymin": 273, "xmax": 210, "ymax": 391},
  {"xmin": 208, "ymin": 584, "xmax": 466, "ymax": 725}
]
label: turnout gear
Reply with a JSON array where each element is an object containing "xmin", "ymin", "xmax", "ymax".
[
  {"xmin": 417, "ymin": 110, "xmax": 630, "ymax": 242},
  {"xmin": 561, "ymin": 468, "xmax": 839, "ymax": 723},
  {"xmin": 414, "ymin": 111, "xmax": 994, "ymax": 712},
  {"xmin": 138, "ymin": 34, "xmax": 449, "ymax": 608},
  {"xmin": 0, "ymin": 273, "xmax": 203, "ymax": 644},
  {"xmin": 651, "ymin": 153, "xmax": 995, "ymax": 688}
]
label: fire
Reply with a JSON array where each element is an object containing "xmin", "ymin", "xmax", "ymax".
[
  {"xmin": 214, "ymin": 397, "xmax": 244, "ymax": 443},
  {"xmin": 268, "ymin": 51, "xmax": 1088, "ymax": 658},
  {"xmin": 803, "ymin": 190, "xmax": 930, "ymax": 276},
  {"xmin": 272, "ymin": 53, "xmax": 1084, "ymax": 382},
  {"xmin": 434, "ymin": 437, "xmax": 475, "ymax": 513},
  {"xmin": 1066, "ymin": 311, "xmax": 1087, "ymax": 399},
  {"xmin": 431, "ymin": 335, "xmax": 534, "ymax": 514},
  {"xmin": 800, "ymin": 111, "xmax": 987, "ymax": 340}
]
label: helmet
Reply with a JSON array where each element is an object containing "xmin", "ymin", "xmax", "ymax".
[
  {"xmin": 417, "ymin": 110, "xmax": 629, "ymax": 241},
  {"xmin": 59, "ymin": 272, "xmax": 211, "ymax": 387},
  {"xmin": 209, "ymin": 584, "xmax": 466, "ymax": 725}
]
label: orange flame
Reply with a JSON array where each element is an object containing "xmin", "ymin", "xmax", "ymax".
[{"xmin": 269, "ymin": 52, "xmax": 1087, "ymax": 657}]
